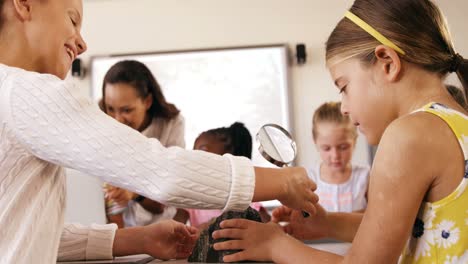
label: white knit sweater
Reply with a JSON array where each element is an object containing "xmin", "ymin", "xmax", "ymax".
[{"xmin": 0, "ymin": 64, "xmax": 255, "ymax": 263}]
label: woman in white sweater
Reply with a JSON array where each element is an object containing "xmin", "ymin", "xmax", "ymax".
[
  {"xmin": 0, "ymin": 0, "xmax": 318, "ymax": 263},
  {"xmin": 101, "ymin": 60, "xmax": 188, "ymax": 228}
]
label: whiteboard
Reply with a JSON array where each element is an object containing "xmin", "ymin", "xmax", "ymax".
[{"xmin": 90, "ymin": 45, "xmax": 292, "ymax": 167}]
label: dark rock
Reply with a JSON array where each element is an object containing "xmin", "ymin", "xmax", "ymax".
[{"xmin": 188, "ymin": 207, "xmax": 263, "ymax": 263}]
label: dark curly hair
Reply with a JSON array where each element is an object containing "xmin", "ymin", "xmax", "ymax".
[{"xmin": 200, "ymin": 122, "xmax": 252, "ymax": 159}]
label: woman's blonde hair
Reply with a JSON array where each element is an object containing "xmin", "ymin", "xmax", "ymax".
[
  {"xmin": 326, "ymin": 0, "xmax": 468, "ymax": 100},
  {"xmin": 312, "ymin": 102, "xmax": 357, "ymax": 141}
]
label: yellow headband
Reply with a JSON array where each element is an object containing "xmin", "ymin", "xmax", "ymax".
[{"xmin": 345, "ymin": 11, "xmax": 406, "ymax": 55}]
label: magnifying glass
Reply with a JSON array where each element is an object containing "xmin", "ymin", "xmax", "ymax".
[{"xmin": 257, "ymin": 124, "xmax": 310, "ymax": 217}]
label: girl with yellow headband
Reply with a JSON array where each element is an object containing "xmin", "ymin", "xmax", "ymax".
[{"xmin": 214, "ymin": 0, "xmax": 468, "ymax": 263}]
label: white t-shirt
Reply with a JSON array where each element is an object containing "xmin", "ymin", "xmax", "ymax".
[
  {"xmin": 0, "ymin": 64, "xmax": 254, "ymax": 263},
  {"xmin": 122, "ymin": 115, "xmax": 185, "ymax": 227},
  {"xmin": 308, "ymin": 163, "xmax": 370, "ymax": 212}
]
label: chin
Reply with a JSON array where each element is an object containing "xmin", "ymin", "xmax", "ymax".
[
  {"xmin": 58, "ymin": 61, "xmax": 72, "ymax": 80},
  {"xmin": 57, "ymin": 72, "xmax": 68, "ymax": 80},
  {"xmin": 52, "ymin": 66, "xmax": 69, "ymax": 80},
  {"xmin": 330, "ymin": 167, "xmax": 346, "ymax": 172}
]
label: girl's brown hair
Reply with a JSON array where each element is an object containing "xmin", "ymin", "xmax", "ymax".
[
  {"xmin": 312, "ymin": 102, "xmax": 357, "ymax": 141},
  {"xmin": 326, "ymin": 0, "xmax": 468, "ymax": 101}
]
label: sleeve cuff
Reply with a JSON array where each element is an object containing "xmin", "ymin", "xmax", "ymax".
[
  {"xmin": 222, "ymin": 154, "xmax": 255, "ymax": 212},
  {"xmin": 85, "ymin": 223, "xmax": 118, "ymax": 260}
]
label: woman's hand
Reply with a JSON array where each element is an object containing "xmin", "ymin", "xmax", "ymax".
[
  {"xmin": 253, "ymin": 167, "xmax": 319, "ymax": 216},
  {"xmin": 272, "ymin": 205, "xmax": 329, "ymax": 240},
  {"xmin": 113, "ymin": 220, "xmax": 199, "ymax": 260},
  {"xmin": 212, "ymin": 219, "xmax": 288, "ymax": 262},
  {"xmin": 278, "ymin": 167, "xmax": 319, "ymax": 216},
  {"xmin": 142, "ymin": 220, "xmax": 199, "ymax": 260}
]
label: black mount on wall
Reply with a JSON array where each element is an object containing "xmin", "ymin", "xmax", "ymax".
[
  {"xmin": 72, "ymin": 58, "xmax": 86, "ymax": 78},
  {"xmin": 295, "ymin": 43, "xmax": 307, "ymax": 65}
]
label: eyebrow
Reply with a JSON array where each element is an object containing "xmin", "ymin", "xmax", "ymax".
[
  {"xmin": 106, "ymin": 104, "xmax": 132, "ymax": 109},
  {"xmin": 116, "ymin": 105, "xmax": 133, "ymax": 109}
]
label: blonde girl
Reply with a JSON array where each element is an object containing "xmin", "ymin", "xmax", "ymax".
[{"xmin": 310, "ymin": 101, "xmax": 369, "ymax": 213}]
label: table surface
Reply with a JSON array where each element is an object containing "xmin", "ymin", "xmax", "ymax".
[
  {"xmin": 149, "ymin": 242, "xmax": 351, "ymax": 263},
  {"xmin": 58, "ymin": 242, "xmax": 351, "ymax": 264}
]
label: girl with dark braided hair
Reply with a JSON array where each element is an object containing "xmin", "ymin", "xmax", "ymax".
[{"xmin": 186, "ymin": 122, "xmax": 270, "ymax": 229}]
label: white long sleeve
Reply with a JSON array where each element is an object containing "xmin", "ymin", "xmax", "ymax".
[
  {"xmin": 0, "ymin": 64, "xmax": 254, "ymax": 263},
  {"xmin": 57, "ymin": 223, "xmax": 117, "ymax": 261}
]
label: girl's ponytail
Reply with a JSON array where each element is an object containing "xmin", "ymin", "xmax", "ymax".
[{"xmin": 453, "ymin": 55, "xmax": 468, "ymax": 103}]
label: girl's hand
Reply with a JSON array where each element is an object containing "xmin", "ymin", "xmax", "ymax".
[
  {"xmin": 272, "ymin": 205, "xmax": 329, "ymax": 240},
  {"xmin": 105, "ymin": 185, "xmax": 135, "ymax": 206},
  {"xmin": 212, "ymin": 219, "xmax": 288, "ymax": 262}
]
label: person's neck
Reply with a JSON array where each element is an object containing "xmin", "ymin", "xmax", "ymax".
[
  {"xmin": 320, "ymin": 163, "xmax": 352, "ymax": 184},
  {"xmin": 0, "ymin": 33, "xmax": 37, "ymax": 72},
  {"xmin": 394, "ymin": 68, "xmax": 448, "ymax": 117},
  {"xmin": 137, "ymin": 114, "xmax": 153, "ymax": 132}
]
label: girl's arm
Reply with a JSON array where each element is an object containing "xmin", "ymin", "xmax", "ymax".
[
  {"xmin": 215, "ymin": 113, "xmax": 455, "ymax": 263},
  {"xmin": 272, "ymin": 205, "xmax": 363, "ymax": 242},
  {"xmin": 325, "ymin": 212, "xmax": 363, "ymax": 242},
  {"xmin": 340, "ymin": 113, "xmax": 451, "ymax": 263},
  {"xmin": 213, "ymin": 220, "xmax": 344, "ymax": 263}
]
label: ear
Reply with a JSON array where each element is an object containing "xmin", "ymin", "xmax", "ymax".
[
  {"xmin": 12, "ymin": 0, "xmax": 33, "ymax": 21},
  {"xmin": 143, "ymin": 95, "xmax": 153, "ymax": 110},
  {"xmin": 374, "ymin": 45, "xmax": 402, "ymax": 82}
]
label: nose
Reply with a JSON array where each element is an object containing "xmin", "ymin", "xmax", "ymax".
[
  {"xmin": 331, "ymin": 148, "xmax": 341, "ymax": 160},
  {"xmin": 340, "ymin": 101, "xmax": 349, "ymax": 116},
  {"xmin": 76, "ymin": 33, "xmax": 87, "ymax": 55},
  {"xmin": 114, "ymin": 113, "xmax": 126, "ymax": 124}
]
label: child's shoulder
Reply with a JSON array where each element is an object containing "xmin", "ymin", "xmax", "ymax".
[
  {"xmin": 375, "ymin": 110, "xmax": 462, "ymax": 187},
  {"xmin": 385, "ymin": 109, "xmax": 454, "ymax": 147},
  {"xmin": 380, "ymin": 113, "xmax": 448, "ymax": 167}
]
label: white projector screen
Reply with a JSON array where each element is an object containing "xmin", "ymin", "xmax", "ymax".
[{"xmin": 90, "ymin": 45, "xmax": 293, "ymax": 167}]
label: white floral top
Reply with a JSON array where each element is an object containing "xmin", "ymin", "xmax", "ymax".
[{"xmin": 399, "ymin": 103, "xmax": 468, "ymax": 263}]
